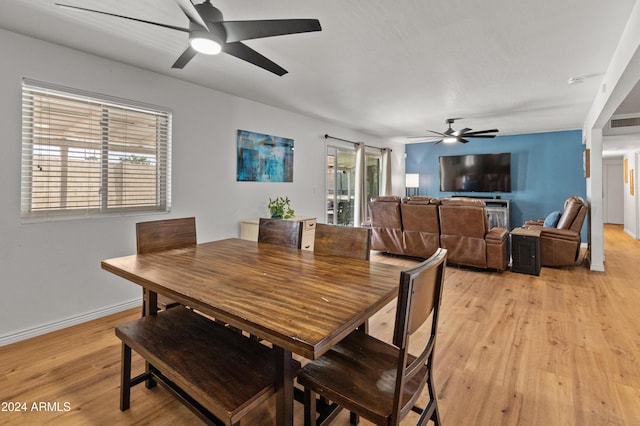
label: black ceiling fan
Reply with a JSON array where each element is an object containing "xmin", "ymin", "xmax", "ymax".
[
  {"xmin": 55, "ymin": 0, "xmax": 321, "ymax": 76},
  {"xmin": 408, "ymin": 118, "xmax": 499, "ymax": 144}
]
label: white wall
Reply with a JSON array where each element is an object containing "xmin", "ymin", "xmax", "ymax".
[
  {"xmin": 623, "ymin": 152, "xmax": 640, "ymax": 238},
  {"xmin": 583, "ymin": 0, "xmax": 640, "ymax": 271},
  {"xmin": 0, "ymin": 29, "xmax": 405, "ymax": 345}
]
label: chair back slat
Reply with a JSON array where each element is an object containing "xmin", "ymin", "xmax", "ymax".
[
  {"xmin": 136, "ymin": 217, "xmax": 197, "ymax": 254},
  {"xmin": 258, "ymin": 218, "xmax": 303, "ymax": 249},
  {"xmin": 313, "ymin": 223, "xmax": 371, "ymax": 260}
]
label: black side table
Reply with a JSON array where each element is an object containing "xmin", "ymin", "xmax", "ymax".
[{"xmin": 511, "ymin": 227, "xmax": 541, "ymax": 275}]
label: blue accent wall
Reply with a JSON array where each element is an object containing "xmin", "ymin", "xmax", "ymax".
[{"xmin": 405, "ymin": 130, "xmax": 587, "ymax": 240}]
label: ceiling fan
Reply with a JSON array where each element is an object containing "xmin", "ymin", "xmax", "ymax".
[
  {"xmin": 408, "ymin": 118, "xmax": 499, "ymax": 144},
  {"xmin": 55, "ymin": 0, "xmax": 321, "ymax": 76}
]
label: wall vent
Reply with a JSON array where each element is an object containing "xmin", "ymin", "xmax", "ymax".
[
  {"xmin": 604, "ymin": 113, "xmax": 640, "ymax": 136},
  {"xmin": 610, "ymin": 116, "xmax": 640, "ymax": 128}
]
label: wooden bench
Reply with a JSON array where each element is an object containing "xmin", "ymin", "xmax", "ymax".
[{"xmin": 116, "ymin": 306, "xmax": 300, "ymax": 426}]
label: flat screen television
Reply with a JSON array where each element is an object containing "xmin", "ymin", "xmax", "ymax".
[{"xmin": 439, "ymin": 152, "xmax": 512, "ymax": 193}]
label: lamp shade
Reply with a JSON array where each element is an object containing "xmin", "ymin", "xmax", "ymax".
[{"xmin": 405, "ymin": 173, "xmax": 419, "ymax": 188}]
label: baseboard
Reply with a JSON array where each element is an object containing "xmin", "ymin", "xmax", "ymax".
[
  {"xmin": 0, "ymin": 298, "xmax": 141, "ymax": 347},
  {"xmin": 623, "ymin": 228, "xmax": 638, "ymax": 240}
]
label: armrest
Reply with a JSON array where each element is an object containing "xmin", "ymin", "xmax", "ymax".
[
  {"xmin": 538, "ymin": 227, "xmax": 580, "ymax": 242},
  {"xmin": 524, "ymin": 219, "xmax": 544, "ymax": 227},
  {"xmin": 485, "ymin": 227, "xmax": 508, "ymax": 243}
]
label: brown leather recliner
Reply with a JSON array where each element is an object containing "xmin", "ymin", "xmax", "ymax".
[
  {"xmin": 438, "ymin": 198, "xmax": 509, "ymax": 270},
  {"xmin": 368, "ymin": 196, "xmax": 404, "ymax": 255},
  {"xmin": 400, "ymin": 196, "xmax": 440, "ymax": 259},
  {"xmin": 524, "ymin": 195, "xmax": 587, "ymax": 267}
]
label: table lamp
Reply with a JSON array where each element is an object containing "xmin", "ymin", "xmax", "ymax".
[{"xmin": 405, "ymin": 173, "xmax": 419, "ymax": 197}]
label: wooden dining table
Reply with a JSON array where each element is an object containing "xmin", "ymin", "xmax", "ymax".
[{"xmin": 101, "ymin": 238, "xmax": 404, "ymax": 426}]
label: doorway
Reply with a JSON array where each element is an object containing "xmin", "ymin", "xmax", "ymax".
[
  {"xmin": 604, "ymin": 158, "xmax": 624, "ymax": 224},
  {"xmin": 326, "ymin": 145, "xmax": 381, "ymax": 225}
]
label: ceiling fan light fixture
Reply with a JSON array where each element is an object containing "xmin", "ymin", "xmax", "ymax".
[
  {"xmin": 443, "ymin": 137, "xmax": 458, "ymax": 144},
  {"xmin": 190, "ymin": 31, "xmax": 222, "ymax": 55}
]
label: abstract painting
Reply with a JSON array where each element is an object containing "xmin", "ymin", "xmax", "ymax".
[{"xmin": 236, "ymin": 129, "xmax": 294, "ymax": 182}]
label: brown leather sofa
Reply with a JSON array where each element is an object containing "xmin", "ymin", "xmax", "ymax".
[
  {"xmin": 368, "ymin": 196, "xmax": 404, "ymax": 256},
  {"xmin": 400, "ymin": 196, "xmax": 441, "ymax": 259},
  {"xmin": 523, "ymin": 195, "xmax": 587, "ymax": 266},
  {"xmin": 368, "ymin": 196, "xmax": 509, "ymax": 270},
  {"xmin": 438, "ymin": 198, "xmax": 509, "ymax": 270}
]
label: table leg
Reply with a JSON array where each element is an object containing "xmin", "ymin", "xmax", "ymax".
[
  {"xmin": 144, "ymin": 289, "xmax": 158, "ymax": 317},
  {"xmin": 143, "ymin": 288, "xmax": 158, "ymax": 389},
  {"xmin": 274, "ymin": 346, "xmax": 294, "ymax": 426}
]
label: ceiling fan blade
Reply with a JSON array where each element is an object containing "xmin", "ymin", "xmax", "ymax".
[
  {"xmin": 55, "ymin": 3, "xmax": 190, "ymax": 33},
  {"xmin": 465, "ymin": 135, "xmax": 497, "ymax": 139},
  {"xmin": 172, "ymin": 45, "xmax": 198, "ymax": 69},
  {"xmin": 453, "ymin": 127, "xmax": 471, "ymax": 136},
  {"xmin": 173, "ymin": 0, "xmax": 209, "ymax": 29},
  {"xmin": 406, "ymin": 137, "xmax": 442, "ymax": 143},
  {"xmin": 462, "ymin": 129, "xmax": 499, "ymax": 136},
  {"xmin": 223, "ymin": 42, "xmax": 287, "ymax": 76},
  {"xmin": 459, "ymin": 138, "xmax": 470, "ymax": 144},
  {"xmin": 222, "ymin": 19, "xmax": 322, "ymax": 42},
  {"xmin": 407, "ymin": 131, "xmax": 445, "ymax": 139}
]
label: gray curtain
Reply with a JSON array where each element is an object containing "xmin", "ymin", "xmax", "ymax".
[
  {"xmin": 353, "ymin": 142, "xmax": 367, "ymax": 226},
  {"xmin": 380, "ymin": 148, "xmax": 392, "ymax": 196}
]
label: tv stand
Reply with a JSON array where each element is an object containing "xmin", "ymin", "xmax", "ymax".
[
  {"xmin": 485, "ymin": 199, "xmax": 511, "ymax": 230},
  {"xmin": 452, "ymin": 195, "xmax": 499, "ymax": 200}
]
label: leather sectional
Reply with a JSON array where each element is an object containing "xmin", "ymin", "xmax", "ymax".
[{"xmin": 368, "ymin": 196, "xmax": 509, "ymax": 271}]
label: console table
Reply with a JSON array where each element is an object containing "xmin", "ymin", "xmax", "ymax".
[
  {"xmin": 485, "ymin": 199, "xmax": 511, "ymax": 230},
  {"xmin": 510, "ymin": 227, "xmax": 541, "ymax": 275},
  {"xmin": 240, "ymin": 216, "xmax": 317, "ymax": 251}
]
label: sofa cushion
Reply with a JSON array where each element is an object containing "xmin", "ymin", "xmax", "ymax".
[
  {"xmin": 556, "ymin": 196, "xmax": 586, "ymax": 230},
  {"xmin": 369, "ymin": 198, "xmax": 402, "ymax": 229},
  {"xmin": 439, "ymin": 198, "xmax": 486, "ymax": 207},
  {"xmin": 370, "ymin": 196, "xmax": 401, "ymax": 203},
  {"xmin": 402, "ymin": 196, "xmax": 433, "ymax": 205},
  {"xmin": 543, "ymin": 210, "xmax": 562, "ymax": 228},
  {"xmin": 400, "ymin": 203, "xmax": 439, "ymax": 233}
]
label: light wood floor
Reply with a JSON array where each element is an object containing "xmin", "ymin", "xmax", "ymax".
[{"xmin": 1, "ymin": 224, "xmax": 639, "ymax": 425}]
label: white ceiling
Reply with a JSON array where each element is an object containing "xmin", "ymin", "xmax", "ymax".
[{"xmin": 1, "ymin": 0, "xmax": 639, "ymax": 153}]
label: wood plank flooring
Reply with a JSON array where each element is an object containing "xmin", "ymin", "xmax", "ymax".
[{"xmin": 1, "ymin": 224, "xmax": 638, "ymax": 425}]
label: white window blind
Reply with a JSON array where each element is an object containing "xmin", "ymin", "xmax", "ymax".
[{"xmin": 21, "ymin": 79, "xmax": 171, "ymax": 220}]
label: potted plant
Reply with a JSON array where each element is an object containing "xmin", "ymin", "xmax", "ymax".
[{"xmin": 268, "ymin": 196, "xmax": 295, "ymax": 219}]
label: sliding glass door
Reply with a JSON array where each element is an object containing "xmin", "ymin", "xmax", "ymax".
[{"xmin": 326, "ymin": 145, "xmax": 380, "ymax": 225}]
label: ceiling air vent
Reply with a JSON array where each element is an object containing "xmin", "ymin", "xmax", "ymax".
[
  {"xmin": 605, "ymin": 114, "xmax": 640, "ymax": 136},
  {"xmin": 610, "ymin": 116, "xmax": 640, "ymax": 128}
]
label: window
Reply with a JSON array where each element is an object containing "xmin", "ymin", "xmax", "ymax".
[
  {"xmin": 326, "ymin": 145, "xmax": 381, "ymax": 225},
  {"xmin": 366, "ymin": 152, "xmax": 381, "ymax": 203},
  {"xmin": 326, "ymin": 147, "xmax": 355, "ymax": 225},
  {"xmin": 21, "ymin": 80, "xmax": 171, "ymax": 220}
]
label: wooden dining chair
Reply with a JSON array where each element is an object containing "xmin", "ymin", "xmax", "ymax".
[
  {"xmin": 258, "ymin": 218, "xmax": 303, "ymax": 249},
  {"xmin": 297, "ymin": 248, "xmax": 447, "ymax": 426},
  {"xmin": 136, "ymin": 217, "xmax": 197, "ymax": 315},
  {"xmin": 314, "ymin": 223, "xmax": 372, "ymax": 338},
  {"xmin": 313, "ymin": 223, "xmax": 372, "ymax": 260}
]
